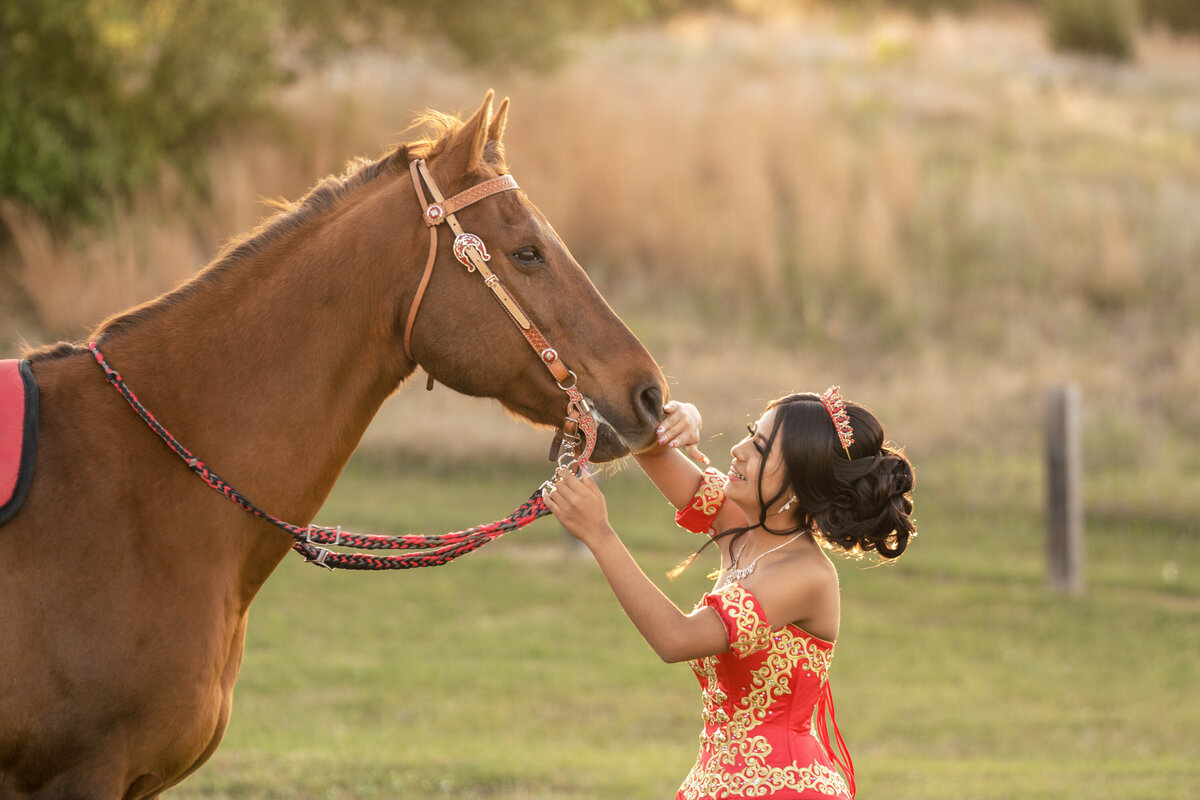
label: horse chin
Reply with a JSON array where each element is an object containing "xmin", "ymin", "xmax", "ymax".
[
  {"xmin": 588, "ymin": 424, "xmax": 631, "ymax": 463},
  {"xmin": 585, "ymin": 405, "xmax": 654, "ymax": 463}
]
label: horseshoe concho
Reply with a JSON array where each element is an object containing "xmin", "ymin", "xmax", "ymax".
[{"xmin": 453, "ymin": 233, "xmax": 490, "ymax": 271}]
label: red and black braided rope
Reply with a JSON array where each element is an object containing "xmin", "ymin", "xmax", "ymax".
[{"xmin": 88, "ymin": 342, "xmax": 551, "ymax": 570}]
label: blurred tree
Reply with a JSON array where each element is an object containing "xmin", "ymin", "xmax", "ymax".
[
  {"xmin": 1046, "ymin": 0, "xmax": 1138, "ymax": 59},
  {"xmin": 277, "ymin": 0, "xmax": 734, "ymax": 69},
  {"xmin": 848, "ymin": 0, "xmax": 1198, "ymax": 38},
  {"xmin": 0, "ymin": 0, "xmax": 282, "ymax": 227},
  {"xmin": 839, "ymin": 0, "xmax": 1038, "ymax": 16},
  {"xmin": 0, "ymin": 0, "xmax": 733, "ymax": 227},
  {"xmin": 1141, "ymin": 0, "xmax": 1200, "ymax": 35},
  {"xmin": 1, "ymin": 1, "xmax": 118, "ymax": 224}
]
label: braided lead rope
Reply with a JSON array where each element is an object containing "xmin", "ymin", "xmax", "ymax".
[
  {"xmin": 88, "ymin": 342, "xmax": 551, "ymax": 570},
  {"xmin": 292, "ymin": 489, "xmax": 549, "ymax": 570}
]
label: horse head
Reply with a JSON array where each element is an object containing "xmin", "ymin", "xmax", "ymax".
[{"xmin": 396, "ymin": 92, "xmax": 666, "ymax": 462}]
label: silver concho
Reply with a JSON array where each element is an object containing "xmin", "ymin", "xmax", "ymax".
[{"xmin": 453, "ymin": 233, "xmax": 490, "ymax": 271}]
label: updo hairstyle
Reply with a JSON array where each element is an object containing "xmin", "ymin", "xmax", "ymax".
[{"xmin": 756, "ymin": 393, "xmax": 916, "ymax": 560}]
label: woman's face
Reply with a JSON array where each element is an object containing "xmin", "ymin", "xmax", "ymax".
[{"xmin": 726, "ymin": 407, "xmax": 790, "ymax": 518}]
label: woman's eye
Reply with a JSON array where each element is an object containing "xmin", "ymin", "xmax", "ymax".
[
  {"xmin": 511, "ymin": 246, "xmax": 545, "ymax": 266},
  {"xmin": 746, "ymin": 425, "xmax": 764, "ymax": 453}
]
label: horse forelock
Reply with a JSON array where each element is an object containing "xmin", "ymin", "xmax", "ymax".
[
  {"xmin": 403, "ymin": 110, "xmax": 458, "ymax": 159},
  {"xmin": 405, "ymin": 110, "xmax": 507, "ymax": 172},
  {"xmin": 483, "ymin": 139, "xmax": 506, "ymax": 169}
]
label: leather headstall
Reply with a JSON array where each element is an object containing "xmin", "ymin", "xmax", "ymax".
[{"xmin": 403, "ymin": 159, "xmax": 596, "ymax": 465}]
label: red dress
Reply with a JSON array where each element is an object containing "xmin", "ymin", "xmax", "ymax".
[
  {"xmin": 673, "ymin": 469, "xmax": 854, "ymax": 799},
  {"xmin": 677, "ymin": 584, "xmax": 854, "ymax": 799}
]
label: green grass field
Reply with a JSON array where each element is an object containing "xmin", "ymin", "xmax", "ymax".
[{"xmin": 171, "ymin": 454, "xmax": 1199, "ymax": 799}]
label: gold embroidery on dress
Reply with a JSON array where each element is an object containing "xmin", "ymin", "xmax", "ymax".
[
  {"xmin": 680, "ymin": 585, "xmax": 849, "ymax": 799},
  {"xmin": 688, "ymin": 468, "xmax": 727, "ymax": 517}
]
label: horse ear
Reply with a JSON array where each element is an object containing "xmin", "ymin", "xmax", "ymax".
[
  {"xmin": 487, "ymin": 97, "xmax": 509, "ymax": 144},
  {"xmin": 438, "ymin": 90, "xmax": 494, "ymax": 176}
]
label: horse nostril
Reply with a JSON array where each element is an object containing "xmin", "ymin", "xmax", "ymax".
[{"xmin": 635, "ymin": 380, "xmax": 664, "ymax": 430}]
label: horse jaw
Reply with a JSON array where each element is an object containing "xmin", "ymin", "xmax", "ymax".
[
  {"xmin": 581, "ymin": 404, "xmax": 633, "ymax": 463},
  {"xmin": 490, "ymin": 396, "xmax": 634, "ymax": 464}
]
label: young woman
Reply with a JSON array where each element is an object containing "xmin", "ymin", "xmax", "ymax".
[{"xmin": 542, "ymin": 388, "xmax": 915, "ymax": 799}]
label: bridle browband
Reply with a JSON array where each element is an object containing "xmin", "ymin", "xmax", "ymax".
[
  {"xmin": 403, "ymin": 158, "xmax": 596, "ymax": 466},
  {"xmin": 83, "ymin": 160, "xmax": 603, "ymax": 571}
]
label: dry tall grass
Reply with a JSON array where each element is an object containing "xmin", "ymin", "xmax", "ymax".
[{"xmin": 3, "ymin": 7, "xmax": 1198, "ymax": 509}]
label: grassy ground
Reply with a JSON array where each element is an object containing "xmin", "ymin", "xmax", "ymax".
[{"xmin": 170, "ymin": 454, "xmax": 1199, "ymax": 800}]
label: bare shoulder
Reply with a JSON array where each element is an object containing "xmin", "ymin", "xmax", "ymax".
[{"xmin": 747, "ymin": 540, "xmax": 841, "ymax": 640}]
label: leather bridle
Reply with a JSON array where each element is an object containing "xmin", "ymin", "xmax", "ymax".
[
  {"xmin": 79, "ymin": 160, "xmax": 604, "ymax": 574},
  {"xmin": 403, "ymin": 159, "xmax": 597, "ymax": 465}
]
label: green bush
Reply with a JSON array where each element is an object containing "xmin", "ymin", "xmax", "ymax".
[
  {"xmin": 0, "ymin": 0, "xmax": 732, "ymax": 228},
  {"xmin": 1045, "ymin": 0, "xmax": 1139, "ymax": 58},
  {"xmin": 842, "ymin": 0, "xmax": 1041, "ymax": 16},
  {"xmin": 1142, "ymin": 0, "xmax": 1200, "ymax": 34},
  {"xmin": 848, "ymin": 0, "xmax": 1196, "ymax": 38},
  {"xmin": 0, "ymin": 0, "xmax": 282, "ymax": 226}
]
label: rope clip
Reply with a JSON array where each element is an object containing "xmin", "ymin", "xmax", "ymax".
[
  {"xmin": 306, "ymin": 547, "xmax": 335, "ymax": 570},
  {"xmin": 305, "ymin": 524, "xmax": 342, "ymax": 546}
]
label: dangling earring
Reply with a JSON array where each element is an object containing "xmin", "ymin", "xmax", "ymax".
[{"xmin": 777, "ymin": 496, "xmax": 795, "ymax": 514}]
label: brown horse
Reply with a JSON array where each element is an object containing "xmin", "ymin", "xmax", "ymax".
[{"xmin": 0, "ymin": 92, "xmax": 666, "ymax": 799}]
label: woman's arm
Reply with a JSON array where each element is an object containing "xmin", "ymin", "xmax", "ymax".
[
  {"xmin": 543, "ymin": 467, "xmax": 730, "ymax": 663},
  {"xmin": 632, "ymin": 446, "xmax": 707, "ymax": 511},
  {"xmin": 635, "ymin": 401, "xmax": 747, "ymax": 535},
  {"xmin": 633, "ymin": 401, "xmax": 710, "ymax": 510}
]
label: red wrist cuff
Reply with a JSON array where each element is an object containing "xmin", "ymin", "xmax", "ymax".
[{"xmin": 674, "ymin": 467, "xmax": 728, "ymax": 534}]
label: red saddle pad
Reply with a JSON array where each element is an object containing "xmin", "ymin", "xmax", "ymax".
[{"xmin": 0, "ymin": 359, "xmax": 38, "ymax": 525}]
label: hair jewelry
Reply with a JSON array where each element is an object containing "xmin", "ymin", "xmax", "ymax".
[{"xmin": 820, "ymin": 385, "xmax": 854, "ymax": 458}]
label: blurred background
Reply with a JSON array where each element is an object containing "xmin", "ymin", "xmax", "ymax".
[{"xmin": 2, "ymin": 1, "xmax": 1197, "ymax": 798}]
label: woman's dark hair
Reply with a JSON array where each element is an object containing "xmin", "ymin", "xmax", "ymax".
[
  {"xmin": 718, "ymin": 392, "xmax": 916, "ymax": 561},
  {"xmin": 765, "ymin": 392, "xmax": 915, "ymax": 558}
]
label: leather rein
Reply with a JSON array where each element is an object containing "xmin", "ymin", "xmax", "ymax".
[
  {"xmin": 403, "ymin": 158, "xmax": 596, "ymax": 467},
  {"xmin": 84, "ymin": 160, "xmax": 601, "ymax": 571}
]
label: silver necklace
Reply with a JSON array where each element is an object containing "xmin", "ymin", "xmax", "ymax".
[{"xmin": 720, "ymin": 532, "xmax": 805, "ymax": 587}]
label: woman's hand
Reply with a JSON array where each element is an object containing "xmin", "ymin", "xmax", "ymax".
[
  {"xmin": 542, "ymin": 463, "xmax": 733, "ymax": 664},
  {"xmin": 656, "ymin": 400, "xmax": 708, "ymax": 464},
  {"xmin": 542, "ymin": 465, "xmax": 614, "ymax": 548}
]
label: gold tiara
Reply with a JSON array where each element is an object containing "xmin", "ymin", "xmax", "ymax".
[{"xmin": 820, "ymin": 385, "xmax": 854, "ymax": 458}]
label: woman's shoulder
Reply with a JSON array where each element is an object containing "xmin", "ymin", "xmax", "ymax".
[
  {"xmin": 770, "ymin": 536, "xmax": 838, "ymax": 583},
  {"xmin": 748, "ymin": 542, "xmax": 840, "ymax": 638}
]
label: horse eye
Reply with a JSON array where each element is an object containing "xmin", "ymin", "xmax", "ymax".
[{"xmin": 511, "ymin": 246, "xmax": 545, "ymax": 267}]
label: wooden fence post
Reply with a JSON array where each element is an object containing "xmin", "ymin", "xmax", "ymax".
[{"xmin": 1045, "ymin": 385, "xmax": 1083, "ymax": 594}]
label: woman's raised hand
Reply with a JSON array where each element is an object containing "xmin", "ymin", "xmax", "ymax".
[
  {"xmin": 656, "ymin": 400, "xmax": 708, "ymax": 465},
  {"xmin": 542, "ymin": 465, "xmax": 613, "ymax": 547}
]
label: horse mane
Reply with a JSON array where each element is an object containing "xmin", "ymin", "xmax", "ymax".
[
  {"xmin": 23, "ymin": 150, "xmax": 406, "ymax": 363},
  {"xmin": 85, "ymin": 150, "xmax": 407, "ymax": 348},
  {"xmin": 24, "ymin": 109, "xmax": 504, "ymax": 364}
]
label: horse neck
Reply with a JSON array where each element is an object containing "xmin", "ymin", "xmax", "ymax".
[{"xmin": 105, "ymin": 175, "xmax": 422, "ymax": 547}]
